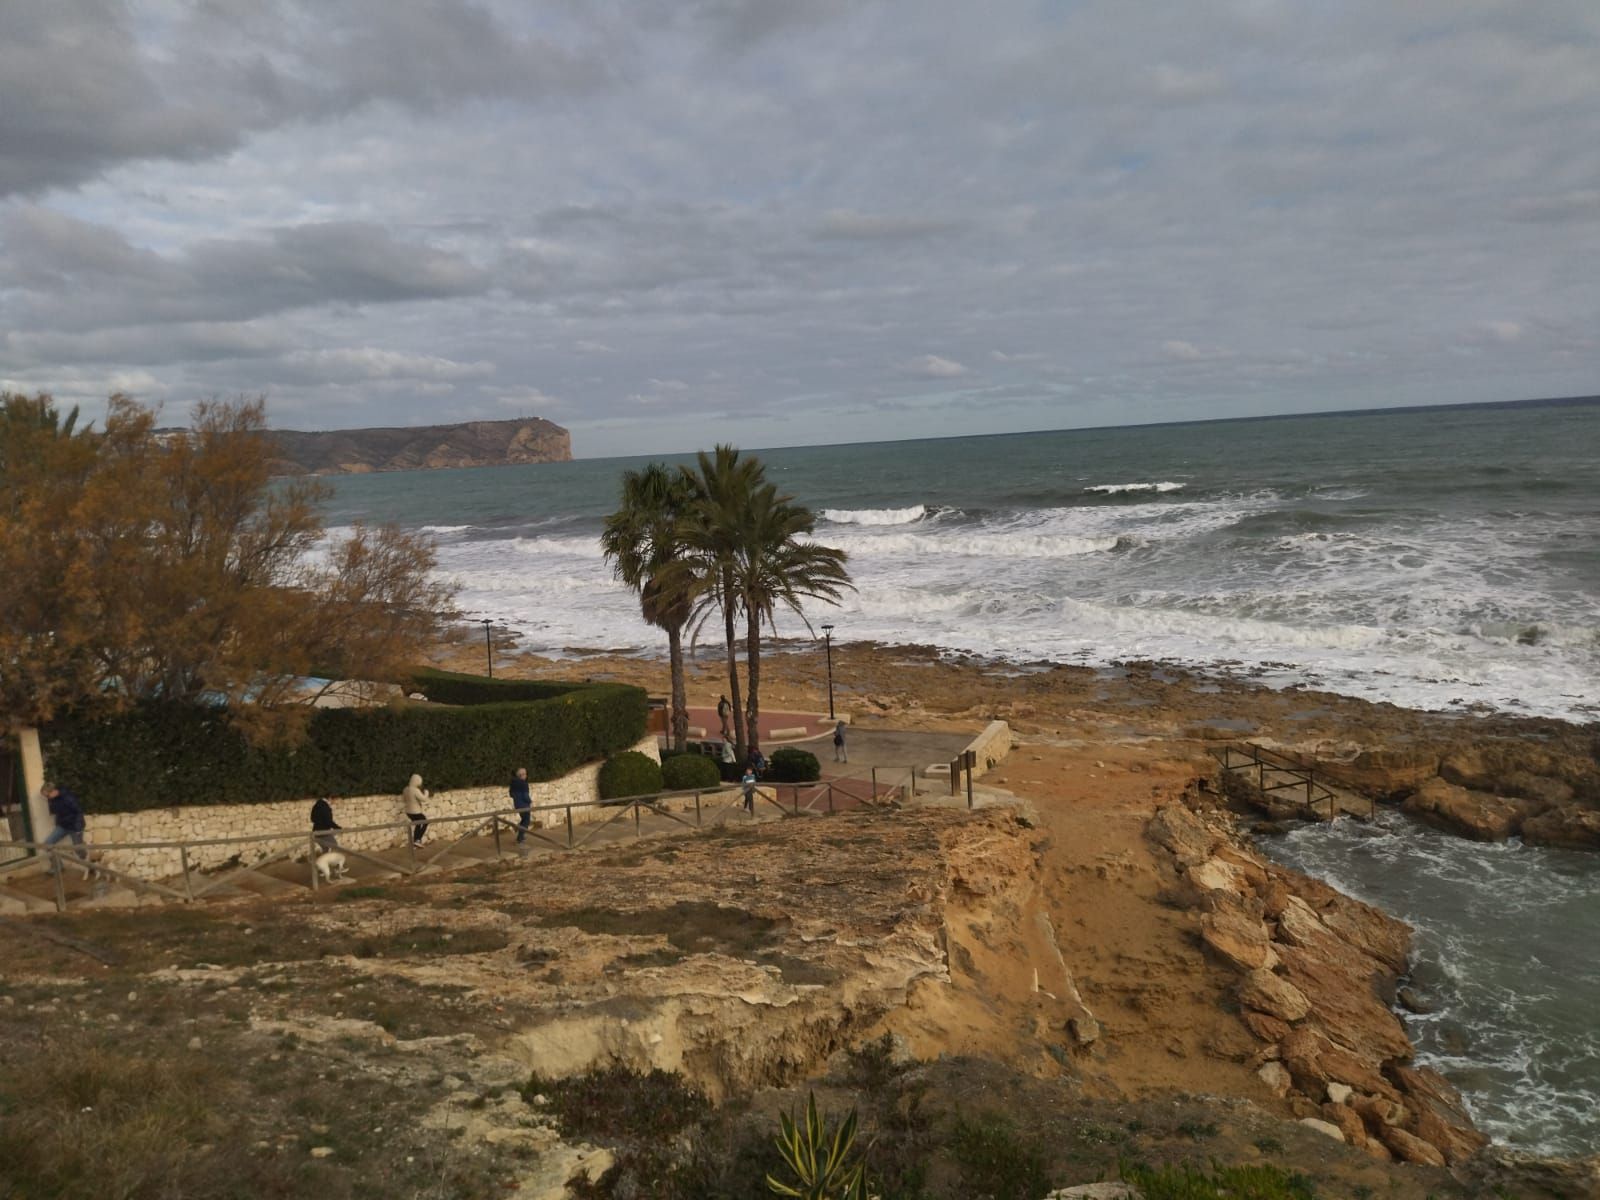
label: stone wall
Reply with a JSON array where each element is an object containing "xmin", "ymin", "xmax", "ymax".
[
  {"xmin": 966, "ymin": 720, "xmax": 1014, "ymax": 778},
  {"xmin": 83, "ymin": 735, "xmax": 664, "ymax": 881}
]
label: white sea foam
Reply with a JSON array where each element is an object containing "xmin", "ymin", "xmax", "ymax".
[
  {"xmin": 821, "ymin": 504, "xmax": 927, "ymax": 525},
  {"xmin": 416, "ymin": 480, "xmax": 1598, "ymax": 723},
  {"xmin": 1084, "ymin": 481, "xmax": 1186, "ymax": 494}
]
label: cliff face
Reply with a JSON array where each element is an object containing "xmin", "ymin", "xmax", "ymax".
[{"xmin": 269, "ymin": 417, "xmax": 571, "ymax": 475}]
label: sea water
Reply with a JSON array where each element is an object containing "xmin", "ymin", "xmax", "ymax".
[
  {"xmin": 324, "ymin": 399, "xmax": 1600, "ymax": 722},
  {"xmin": 1262, "ymin": 814, "xmax": 1600, "ymax": 1158},
  {"xmin": 322, "ymin": 399, "xmax": 1600, "ymax": 1153}
]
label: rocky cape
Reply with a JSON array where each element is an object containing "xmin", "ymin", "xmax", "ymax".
[{"xmin": 268, "ymin": 417, "xmax": 571, "ymax": 476}]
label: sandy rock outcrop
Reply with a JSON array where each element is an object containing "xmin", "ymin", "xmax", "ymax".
[
  {"xmin": 1325, "ymin": 728, "xmax": 1600, "ymax": 849},
  {"xmin": 1401, "ymin": 778, "xmax": 1537, "ymax": 841},
  {"xmin": 1145, "ymin": 803, "xmax": 1489, "ymax": 1166},
  {"xmin": 1519, "ymin": 804, "xmax": 1600, "ymax": 850}
]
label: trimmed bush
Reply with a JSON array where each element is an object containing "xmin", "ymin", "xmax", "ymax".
[
  {"xmin": 768, "ymin": 747, "xmax": 821, "ymax": 783},
  {"xmin": 598, "ymin": 751, "xmax": 664, "ymax": 800},
  {"xmin": 41, "ymin": 676, "xmax": 648, "ymax": 813},
  {"xmin": 660, "ymin": 754, "xmax": 722, "ymax": 792},
  {"xmin": 407, "ymin": 667, "xmax": 581, "ymax": 706}
]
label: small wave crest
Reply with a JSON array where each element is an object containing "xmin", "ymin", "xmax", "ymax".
[
  {"xmin": 820, "ymin": 530, "xmax": 1123, "ymax": 560},
  {"xmin": 821, "ymin": 504, "xmax": 927, "ymax": 526},
  {"xmin": 1084, "ymin": 481, "xmax": 1185, "ymax": 495}
]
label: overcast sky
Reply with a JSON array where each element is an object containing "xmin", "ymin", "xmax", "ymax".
[{"xmin": 2, "ymin": 1, "xmax": 1596, "ymax": 457}]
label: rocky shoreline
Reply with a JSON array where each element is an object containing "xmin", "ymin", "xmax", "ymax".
[
  {"xmin": 1147, "ymin": 799, "xmax": 1484, "ymax": 1167},
  {"xmin": 441, "ymin": 633, "xmax": 1600, "ymax": 851}
]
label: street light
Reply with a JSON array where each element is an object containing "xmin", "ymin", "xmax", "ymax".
[
  {"xmin": 481, "ymin": 619, "xmax": 493, "ymax": 679},
  {"xmin": 820, "ymin": 624, "xmax": 835, "ymax": 720}
]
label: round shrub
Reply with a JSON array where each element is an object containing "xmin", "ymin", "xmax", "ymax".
[
  {"xmin": 597, "ymin": 750, "xmax": 664, "ymax": 800},
  {"xmin": 660, "ymin": 753, "xmax": 722, "ymax": 791},
  {"xmin": 768, "ymin": 747, "xmax": 821, "ymax": 783}
]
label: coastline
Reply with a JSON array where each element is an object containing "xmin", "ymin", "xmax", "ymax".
[
  {"xmin": 431, "ymin": 631, "xmax": 1599, "ymax": 848},
  {"xmin": 426, "ymin": 629, "xmax": 1600, "ymax": 1172}
]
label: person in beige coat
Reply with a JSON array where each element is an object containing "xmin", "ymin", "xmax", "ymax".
[{"xmin": 400, "ymin": 774, "xmax": 429, "ymax": 845}]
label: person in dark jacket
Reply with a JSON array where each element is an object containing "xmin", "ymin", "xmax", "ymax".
[
  {"xmin": 311, "ymin": 796, "xmax": 341, "ymax": 851},
  {"xmin": 510, "ymin": 767, "xmax": 532, "ymax": 845},
  {"xmin": 41, "ymin": 783, "xmax": 88, "ymax": 873}
]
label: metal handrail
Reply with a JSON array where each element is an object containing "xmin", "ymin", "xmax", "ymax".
[{"xmin": 1214, "ymin": 741, "xmax": 1342, "ymax": 819}]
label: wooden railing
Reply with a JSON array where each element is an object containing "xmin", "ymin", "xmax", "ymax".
[{"xmin": 0, "ymin": 767, "xmax": 921, "ymax": 913}]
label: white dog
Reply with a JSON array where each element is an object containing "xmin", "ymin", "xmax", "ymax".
[{"xmin": 315, "ymin": 850, "xmax": 347, "ymax": 882}]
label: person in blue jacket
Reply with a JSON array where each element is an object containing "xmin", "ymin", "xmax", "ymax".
[
  {"xmin": 510, "ymin": 767, "xmax": 532, "ymax": 845},
  {"xmin": 41, "ymin": 782, "xmax": 88, "ymax": 873}
]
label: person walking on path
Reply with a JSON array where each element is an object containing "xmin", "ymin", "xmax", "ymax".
[
  {"xmin": 509, "ymin": 767, "xmax": 532, "ymax": 847},
  {"xmin": 41, "ymin": 783, "xmax": 88, "ymax": 874},
  {"xmin": 833, "ymin": 720, "xmax": 848, "ymax": 763},
  {"xmin": 400, "ymin": 774, "xmax": 430, "ymax": 845},
  {"xmin": 311, "ymin": 796, "xmax": 341, "ymax": 851},
  {"xmin": 717, "ymin": 694, "xmax": 733, "ymax": 740},
  {"xmin": 741, "ymin": 766, "xmax": 757, "ymax": 815}
]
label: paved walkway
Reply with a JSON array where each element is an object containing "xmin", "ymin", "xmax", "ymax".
[
  {"xmin": 681, "ymin": 706, "xmax": 836, "ymax": 744},
  {"xmin": 3, "ymin": 728, "xmax": 985, "ymax": 912}
]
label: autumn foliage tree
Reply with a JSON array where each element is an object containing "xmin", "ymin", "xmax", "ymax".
[{"xmin": 0, "ymin": 392, "xmax": 456, "ymax": 739}]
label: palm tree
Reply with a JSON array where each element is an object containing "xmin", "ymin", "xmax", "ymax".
[
  {"xmin": 676, "ymin": 445, "xmax": 765, "ymax": 762},
  {"xmin": 676, "ymin": 446, "xmax": 852, "ymax": 762},
  {"xmin": 736, "ymin": 484, "xmax": 851, "ymax": 756},
  {"xmin": 600, "ymin": 463, "xmax": 697, "ymax": 751}
]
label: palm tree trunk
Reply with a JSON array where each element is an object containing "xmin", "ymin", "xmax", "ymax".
[
  {"xmin": 667, "ymin": 624, "xmax": 688, "ymax": 753},
  {"xmin": 721, "ymin": 571, "xmax": 746, "ymax": 762},
  {"xmin": 744, "ymin": 604, "xmax": 762, "ymax": 757}
]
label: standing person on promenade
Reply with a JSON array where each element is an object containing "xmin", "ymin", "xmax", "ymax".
[
  {"xmin": 509, "ymin": 767, "xmax": 532, "ymax": 848},
  {"xmin": 833, "ymin": 720, "xmax": 847, "ymax": 763},
  {"xmin": 717, "ymin": 694, "xmax": 733, "ymax": 740},
  {"xmin": 311, "ymin": 795, "xmax": 341, "ymax": 851},
  {"xmin": 400, "ymin": 774, "xmax": 429, "ymax": 845},
  {"xmin": 40, "ymin": 783, "xmax": 88, "ymax": 874},
  {"xmin": 741, "ymin": 765, "xmax": 757, "ymax": 815}
]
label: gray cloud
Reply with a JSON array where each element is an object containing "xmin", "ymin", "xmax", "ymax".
[{"xmin": 1, "ymin": 1, "xmax": 1597, "ymax": 454}]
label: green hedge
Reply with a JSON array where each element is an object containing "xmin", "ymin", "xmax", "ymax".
[
  {"xmin": 41, "ymin": 677, "xmax": 647, "ymax": 813},
  {"xmin": 660, "ymin": 754, "xmax": 722, "ymax": 792},
  {"xmin": 407, "ymin": 667, "xmax": 584, "ymax": 706},
  {"xmin": 768, "ymin": 747, "xmax": 821, "ymax": 783},
  {"xmin": 597, "ymin": 751, "xmax": 664, "ymax": 800}
]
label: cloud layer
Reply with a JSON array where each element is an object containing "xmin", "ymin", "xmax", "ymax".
[{"xmin": 2, "ymin": 0, "xmax": 1596, "ymax": 454}]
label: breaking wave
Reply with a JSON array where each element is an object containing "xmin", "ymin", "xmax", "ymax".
[
  {"xmin": 1084, "ymin": 481, "xmax": 1186, "ymax": 494},
  {"xmin": 821, "ymin": 504, "xmax": 927, "ymax": 526}
]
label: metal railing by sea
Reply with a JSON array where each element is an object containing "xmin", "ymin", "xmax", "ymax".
[{"xmin": 0, "ymin": 765, "xmax": 922, "ymax": 914}]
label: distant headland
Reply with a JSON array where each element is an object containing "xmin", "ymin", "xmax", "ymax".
[{"xmin": 267, "ymin": 417, "xmax": 572, "ymax": 475}]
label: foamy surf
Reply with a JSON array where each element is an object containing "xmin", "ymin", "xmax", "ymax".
[
  {"xmin": 1084, "ymin": 481, "xmax": 1186, "ymax": 494},
  {"xmin": 1264, "ymin": 813, "xmax": 1600, "ymax": 1158},
  {"xmin": 821, "ymin": 504, "xmax": 927, "ymax": 525}
]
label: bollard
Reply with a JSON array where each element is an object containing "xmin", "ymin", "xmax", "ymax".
[{"xmin": 180, "ymin": 846, "xmax": 194, "ymax": 901}]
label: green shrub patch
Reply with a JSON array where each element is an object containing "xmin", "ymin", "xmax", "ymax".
[
  {"xmin": 660, "ymin": 754, "xmax": 722, "ymax": 792},
  {"xmin": 768, "ymin": 747, "xmax": 822, "ymax": 783},
  {"xmin": 41, "ymin": 674, "xmax": 646, "ymax": 812},
  {"xmin": 598, "ymin": 750, "xmax": 664, "ymax": 800}
]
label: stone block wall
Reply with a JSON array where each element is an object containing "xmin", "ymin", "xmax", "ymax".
[
  {"xmin": 966, "ymin": 720, "xmax": 1014, "ymax": 777},
  {"xmin": 82, "ymin": 735, "xmax": 665, "ymax": 881}
]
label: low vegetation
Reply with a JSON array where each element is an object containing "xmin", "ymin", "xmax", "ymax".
[
  {"xmin": 769, "ymin": 747, "xmax": 822, "ymax": 783},
  {"xmin": 597, "ymin": 749, "xmax": 666, "ymax": 799},
  {"xmin": 661, "ymin": 751, "xmax": 724, "ymax": 791}
]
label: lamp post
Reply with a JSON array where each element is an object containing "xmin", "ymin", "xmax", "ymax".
[
  {"xmin": 482, "ymin": 619, "xmax": 493, "ymax": 679},
  {"xmin": 820, "ymin": 624, "xmax": 835, "ymax": 720}
]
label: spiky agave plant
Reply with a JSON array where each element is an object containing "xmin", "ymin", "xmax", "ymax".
[{"xmin": 766, "ymin": 1092, "xmax": 871, "ymax": 1200}]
